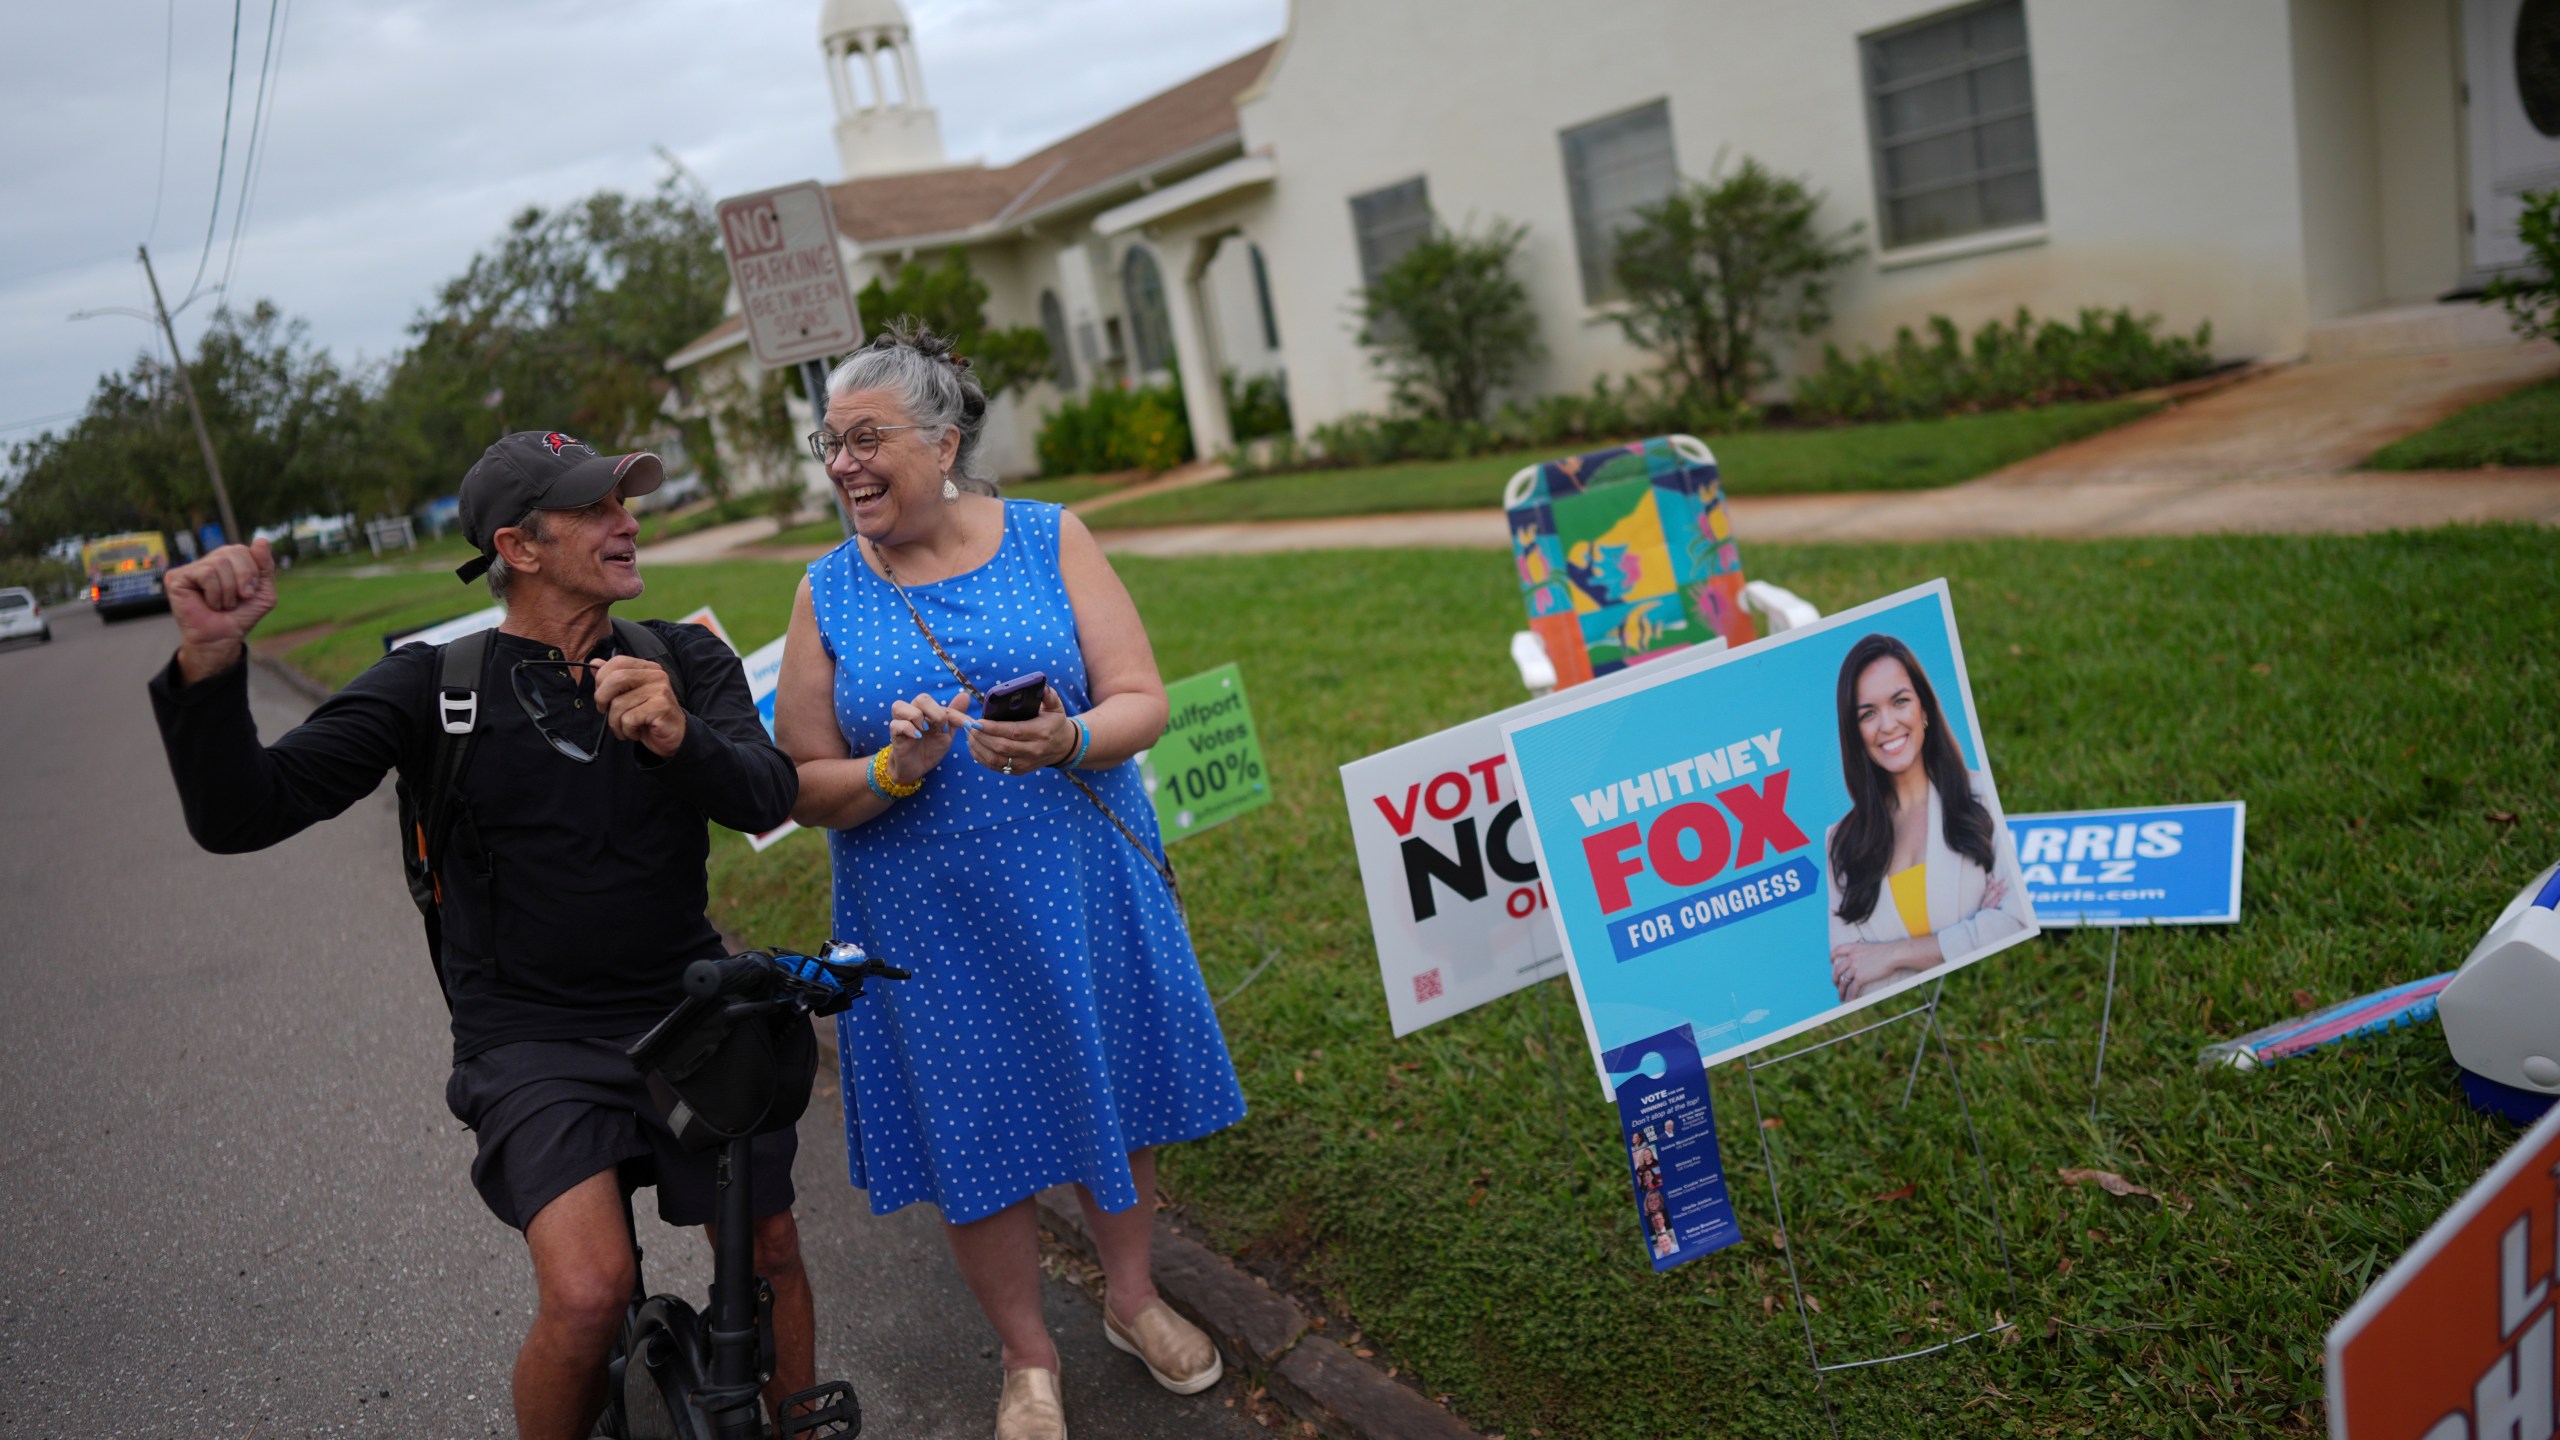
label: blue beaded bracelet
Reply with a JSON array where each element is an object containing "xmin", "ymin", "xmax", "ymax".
[
  {"xmin": 1056, "ymin": 715, "xmax": 1093, "ymax": 770},
  {"xmin": 865, "ymin": 758, "xmax": 894, "ymax": 800}
]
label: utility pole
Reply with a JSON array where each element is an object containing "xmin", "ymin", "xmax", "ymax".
[{"xmin": 137, "ymin": 244, "xmax": 242, "ymax": 547}]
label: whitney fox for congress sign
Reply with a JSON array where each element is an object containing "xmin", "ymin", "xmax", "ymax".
[{"xmin": 1502, "ymin": 580, "xmax": 2037, "ymax": 1083}]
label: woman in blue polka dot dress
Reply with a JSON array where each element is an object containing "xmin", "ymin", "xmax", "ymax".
[{"xmin": 773, "ymin": 324, "xmax": 1245, "ymax": 1440}]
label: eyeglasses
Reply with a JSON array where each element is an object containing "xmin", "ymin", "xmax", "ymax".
[
  {"xmin": 806, "ymin": 423, "xmax": 924, "ymax": 465},
  {"xmin": 511, "ymin": 658, "xmax": 608, "ymax": 763}
]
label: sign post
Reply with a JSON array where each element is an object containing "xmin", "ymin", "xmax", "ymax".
[
  {"xmin": 2002, "ymin": 801, "xmax": 2248, "ymax": 1115},
  {"xmin": 713, "ymin": 181, "xmax": 865, "ymax": 538}
]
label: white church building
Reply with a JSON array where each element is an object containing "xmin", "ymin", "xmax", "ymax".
[{"xmin": 669, "ymin": 0, "xmax": 2539, "ymax": 487}]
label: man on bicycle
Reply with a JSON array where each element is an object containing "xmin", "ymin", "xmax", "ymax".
[{"xmin": 149, "ymin": 432, "xmax": 809, "ymax": 1439}]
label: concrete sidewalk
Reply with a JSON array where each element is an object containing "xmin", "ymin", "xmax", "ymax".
[{"xmin": 1096, "ymin": 342, "xmax": 2560, "ymax": 554}]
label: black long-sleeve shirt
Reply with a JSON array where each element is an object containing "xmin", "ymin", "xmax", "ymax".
[{"xmin": 149, "ymin": 620, "xmax": 797, "ymax": 1061}]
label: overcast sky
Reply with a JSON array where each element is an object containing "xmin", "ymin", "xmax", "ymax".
[{"xmin": 0, "ymin": 0, "xmax": 1287, "ymax": 444}]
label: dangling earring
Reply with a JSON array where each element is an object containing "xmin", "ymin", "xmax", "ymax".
[{"xmin": 940, "ymin": 474, "xmax": 959, "ymax": 503}]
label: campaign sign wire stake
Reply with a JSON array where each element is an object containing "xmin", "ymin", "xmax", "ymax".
[
  {"xmin": 1741, "ymin": 987, "xmax": 2021, "ymax": 1433},
  {"xmin": 1981, "ymin": 803, "xmax": 2246, "ymax": 1116}
]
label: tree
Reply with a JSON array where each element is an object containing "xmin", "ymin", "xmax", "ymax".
[
  {"xmin": 4, "ymin": 301, "xmax": 373, "ymax": 552},
  {"xmin": 379, "ymin": 159, "xmax": 731, "ymax": 504},
  {"xmin": 1353, "ymin": 219, "xmax": 1541, "ymax": 425},
  {"xmin": 855, "ymin": 249, "xmax": 1051, "ymax": 401},
  {"xmin": 1612, "ymin": 158, "xmax": 1864, "ymax": 411}
]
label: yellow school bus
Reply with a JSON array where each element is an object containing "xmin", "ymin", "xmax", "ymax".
[{"xmin": 82, "ymin": 532, "xmax": 172, "ymax": 619}]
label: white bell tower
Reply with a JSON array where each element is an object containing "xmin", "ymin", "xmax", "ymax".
[{"xmin": 820, "ymin": 0, "xmax": 947, "ymax": 180}]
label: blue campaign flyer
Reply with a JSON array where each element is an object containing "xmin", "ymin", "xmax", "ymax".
[
  {"xmin": 1503, "ymin": 580, "xmax": 2038, "ymax": 1084},
  {"xmin": 2005, "ymin": 802, "xmax": 2246, "ymax": 926},
  {"xmin": 1605, "ymin": 1025, "xmax": 1741, "ymax": 1271}
]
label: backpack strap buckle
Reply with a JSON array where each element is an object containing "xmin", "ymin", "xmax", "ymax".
[{"xmin": 438, "ymin": 688, "xmax": 478, "ymax": 736}]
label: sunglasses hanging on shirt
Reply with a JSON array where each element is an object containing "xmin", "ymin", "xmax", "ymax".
[{"xmin": 511, "ymin": 658, "xmax": 610, "ymax": 763}]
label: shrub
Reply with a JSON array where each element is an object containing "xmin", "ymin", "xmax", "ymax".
[
  {"xmin": 1613, "ymin": 157, "xmax": 1863, "ymax": 410},
  {"xmin": 1792, "ymin": 306, "xmax": 2216, "ymax": 423},
  {"xmin": 0, "ymin": 553, "xmax": 84, "ymax": 604},
  {"xmin": 2488, "ymin": 189, "xmax": 2560, "ymax": 342},
  {"xmin": 856, "ymin": 248, "xmax": 1050, "ymax": 400},
  {"xmin": 1222, "ymin": 370, "xmax": 1294, "ymax": 442},
  {"xmin": 1034, "ymin": 381, "xmax": 1194, "ymax": 475},
  {"xmin": 1355, "ymin": 218, "xmax": 1542, "ymax": 424},
  {"xmin": 1247, "ymin": 374, "xmax": 1752, "ymax": 476}
]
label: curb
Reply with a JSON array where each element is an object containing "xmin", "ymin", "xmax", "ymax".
[
  {"xmin": 1033, "ymin": 1186, "xmax": 1487, "ymax": 1440},
  {"xmin": 250, "ymin": 650, "xmax": 333, "ymax": 707}
]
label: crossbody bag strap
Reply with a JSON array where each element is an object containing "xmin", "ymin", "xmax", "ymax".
[{"xmin": 867, "ymin": 541, "xmax": 1183, "ymax": 908}]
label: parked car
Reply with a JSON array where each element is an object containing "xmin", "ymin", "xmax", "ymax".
[{"xmin": 0, "ymin": 587, "xmax": 51, "ymax": 643}]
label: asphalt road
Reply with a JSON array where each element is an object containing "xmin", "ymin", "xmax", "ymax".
[{"xmin": 0, "ymin": 605, "xmax": 1253, "ymax": 1439}]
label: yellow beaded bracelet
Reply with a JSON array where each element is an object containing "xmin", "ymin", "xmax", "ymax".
[{"xmin": 870, "ymin": 746, "xmax": 924, "ymax": 799}]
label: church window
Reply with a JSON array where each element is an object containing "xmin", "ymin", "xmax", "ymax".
[
  {"xmin": 1122, "ymin": 248, "xmax": 1175, "ymax": 376},
  {"xmin": 1039, "ymin": 289, "xmax": 1076, "ymax": 391},
  {"xmin": 1349, "ymin": 178, "xmax": 1433, "ymax": 292},
  {"xmin": 1561, "ymin": 100, "xmax": 1678, "ymax": 304},
  {"xmin": 1249, "ymin": 244, "xmax": 1280, "ymax": 352},
  {"xmin": 1861, "ymin": 0, "xmax": 2043, "ymax": 249}
]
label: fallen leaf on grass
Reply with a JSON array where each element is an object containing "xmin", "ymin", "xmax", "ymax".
[
  {"xmin": 2488, "ymin": 810, "xmax": 2519, "ymax": 826},
  {"xmin": 2058, "ymin": 1168, "xmax": 2156, "ymax": 1201},
  {"xmin": 1804, "ymin": 1295, "xmax": 1822, "ymax": 1314},
  {"xmin": 1761, "ymin": 1294, "xmax": 1776, "ymax": 1317},
  {"xmin": 2056, "ymin": 1255, "xmax": 2073, "ymax": 1275},
  {"xmin": 2291, "ymin": 989, "xmax": 2317, "ymax": 1011},
  {"xmin": 1354, "ymin": 1348, "xmax": 1374, "ymax": 1359},
  {"xmin": 1867, "ymin": 1183, "xmax": 1916, "ymax": 1204},
  {"xmin": 1760, "ymin": 1117, "xmax": 1783, "ymax": 1130}
]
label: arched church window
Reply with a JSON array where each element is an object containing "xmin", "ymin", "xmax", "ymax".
[
  {"xmin": 2521, "ymin": 0, "xmax": 2560, "ymax": 137},
  {"xmin": 1122, "ymin": 248, "xmax": 1175, "ymax": 376},
  {"xmin": 1039, "ymin": 290, "xmax": 1076, "ymax": 391},
  {"xmin": 1248, "ymin": 243, "xmax": 1280, "ymax": 352}
]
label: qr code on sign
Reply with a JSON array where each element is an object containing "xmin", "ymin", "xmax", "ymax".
[{"xmin": 1414, "ymin": 969, "xmax": 1444, "ymax": 1003}]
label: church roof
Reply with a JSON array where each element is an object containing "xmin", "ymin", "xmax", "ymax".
[
  {"xmin": 819, "ymin": 0, "xmax": 910, "ymax": 41},
  {"xmin": 669, "ymin": 41, "xmax": 1278, "ymax": 373},
  {"xmin": 829, "ymin": 42, "xmax": 1277, "ymax": 245}
]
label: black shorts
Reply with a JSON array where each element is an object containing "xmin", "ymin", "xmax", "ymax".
[{"xmin": 445, "ymin": 1034, "xmax": 799, "ymax": 1232}]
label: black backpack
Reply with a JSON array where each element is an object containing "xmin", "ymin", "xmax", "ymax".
[{"xmin": 393, "ymin": 617, "xmax": 687, "ymax": 1006}]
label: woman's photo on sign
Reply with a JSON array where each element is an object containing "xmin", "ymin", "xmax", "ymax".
[{"xmin": 1824, "ymin": 632, "xmax": 2033, "ymax": 1002}]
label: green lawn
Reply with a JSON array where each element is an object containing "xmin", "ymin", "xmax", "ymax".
[
  {"xmin": 1003, "ymin": 474, "xmax": 1134, "ymax": 508},
  {"xmin": 2367, "ymin": 374, "xmax": 2560, "ymax": 469},
  {"xmin": 770, "ymin": 517, "xmax": 855, "ymax": 549},
  {"xmin": 264, "ymin": 528, "xmax": 2560, "ymax": 1437},
  {"xmin": 1092, "ymin": 401, "xmax": 2157, "ymax": 528}
]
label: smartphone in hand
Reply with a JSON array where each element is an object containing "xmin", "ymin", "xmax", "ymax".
[{"xmin": 981, "ymin": 671, "xmax": 1047, "ymax": 723}]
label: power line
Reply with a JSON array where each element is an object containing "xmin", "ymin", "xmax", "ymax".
[
  {"xmin": 0, "ymin": 410, "xmax": 89, "ymax": 436},
  {"xmin": 216, "ymin": 0, "xmax": 291, "ymax": 300},
  {"xmin": 181, "ymin": 0, "xmax": 248, "ymax": 307},
  {"xmin": 145, "ymin": 0, "xmax": 174, "ymax": 244}
]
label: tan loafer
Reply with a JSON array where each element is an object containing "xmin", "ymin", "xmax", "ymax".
[
  {"xmin": 1103, "ymin": 1298, "xmax": 1224, "ymax": 1395},
  {"xmin": 995, "ymin": 1364, "xmax": 1066, "ymax": 1440}
]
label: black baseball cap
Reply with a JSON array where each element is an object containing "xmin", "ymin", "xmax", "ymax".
[{"xmin": 454, "ymin": 430, "xmax": 666, "ymax": 583}]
